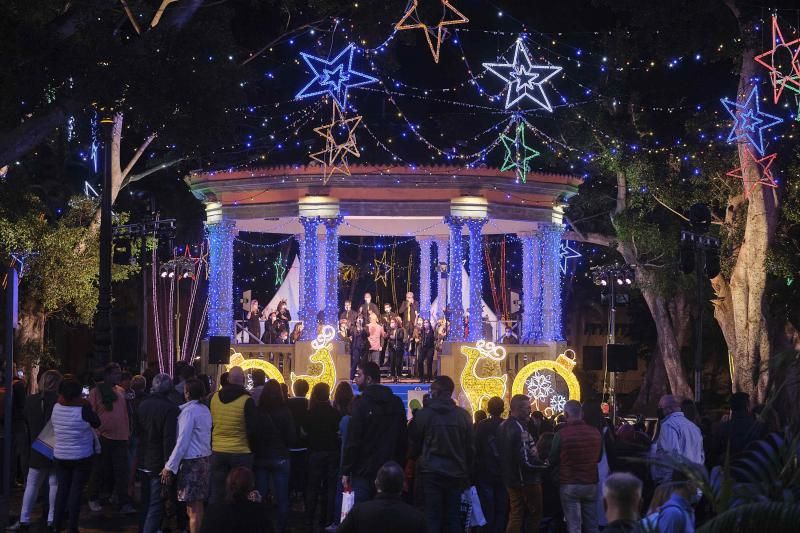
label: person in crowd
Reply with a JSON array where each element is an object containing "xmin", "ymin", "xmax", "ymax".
[
  {"xmin": 409, "ymin": 375, "xmax": 473, "ymax": 533},
  {"xmin": 340, "ymin": 300, "xmax": 359, "ymax": 329},
  {"xmin": 278, "ymin": 329, "xmax": 290, "ymax": 344},
  {"xmin": 602, "ymin": 473, "xmax": 643, "ymax": 533},
  {"xmin": 473, "ymin": 409, "xmax": 487, "ymax": 426},
  {"xmin": 548, "ymin": 400, "xmax": 602, "ymax": 533},
  {"xmin": 336, "ymin": 461, "xmax": 427, "ymax": 533},
  {"xmin": 136, "ymin": 373, "xmax": 180, "ymax": 533},
  {"xmin": 349, "ymin": 317, "xmax": 369, "ymax": 381},
  {"xmin": 208, "ymin": 367, "xmax": 258, "ymax": 504},
  {"xmin": 341, "ymin": 362, "xmax": 407, "ymax": 504},
  {"xmin": 417, "ymin": 318, "xmax": 436, "ymax": 383},
  {"xmin": 398, "ymin": 292, "xmax": 419, "ymax": 337},
  {"xmin": 434, "ymin": 316, "xmax": 448, "ymax": 355},
  {"xmin": 201, "ymin": 466, "xmax": 274, "ymax": 533},
  {"xmin": 290, "ymin": 323, "xmax": 304, "ymax": 344},
  {"xmin": 7, "ymin": 370, "xmax": 63, "ymax": 531},
  {"xmin": 287, "ymin": 379, "xmax": 310, "ymax": 503},
  {"xmin": 358, "ymin": 293, "xmax": 379, "ymax": 324},
  {"xmin": 51, "ymin": 376, "xmax": 101, "ymax": 533},
  {"xmin": 2, "ymin": 368, "xmax": 29, "ymax": 486},
  {"xmin": 170, "ymin": 363, "xmax": 196, "ymax": 406},
  {"xmin": 474, "ymin": 396, "xmax": 508, "ymax": 533},
  {"xmin": 161, "ymin": 378, "xmax": 212, "ymax": 533},
  {"xmin": 584, "ymin": 399, "xmax": 615, "ymax": 528},
  {"xmin": 528, "ymin": 410, "xmax": 552, "ymax": 441},
  {"xmin": 641, "ymin": 478, "xmax": 696, "ymax": 533},
  {"xmin": 651, "ymin": 395, "xmax": 704, "ymax": 485},
  {"xmin": 276, "ymin": 299, "xmax": 291, "ymax": 328},
  {"xmin": 380, "ymin": 303, "xmax": 396, "ymax": 367},
  {"xmin": 87, "ymin": 362, "xmax": 134, "ymax": 514},
  {"xmin": 304, "ymin": 383, "xmax": 343, "ymax": 530},
  {"xmin": 366, "ymin": 314, "xmax": 384, "ymax": 365},
  {"xmin": 387, "ymin": 317, "xmax": 406, "ymax": 383},
  {"xmin": 329, "ymin": 382, "xmax": 355, "ymax": 530},
  {"xmin": 498, "ymin": 394, "xmax": 545, "ymax": 533},
  {"xmin": 711, "ymin": 392, "xmax": 765, "ymax": 465},
  {"xmin": 250, "ymin": 369, "xmax": 267, "ymax": 406},
  {"xmin": 499, "ymin": 327, "xmax": 519, "ymax": 344},
  {"xmin": 263, "ymin": 312, "xmax": 280, "ymax": 343},
  {"xmin": 247, "ymin": 299, "xmax": 261, "ymax": 344},
  {"xmin": 254, "ymin": 380, "xmax": 294, "ymax": 533}
]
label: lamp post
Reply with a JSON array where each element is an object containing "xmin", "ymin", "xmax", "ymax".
[{"xmin": 94, "ymin": 114, "xmax": 115, "ymax": 363}]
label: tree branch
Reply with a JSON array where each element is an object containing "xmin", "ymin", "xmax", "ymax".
[
  {"xmin": 120, "ymin": 132, "xmax": 157, "ymax": 183},
  {"xmin": 240, "ymin": 20, "xmax": 326, "ymax": 66},
  {"xmin": 122, "ymin": 156, "xmax": 185, "ymax": 187}
]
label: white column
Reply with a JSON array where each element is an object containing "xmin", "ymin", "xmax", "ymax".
[
  {"xmin": 540, "ymin": 224, "xmax": 564, "ymax": 341},
  {"xmin": 417, "ymin": 236, "xmax": 433, "ymax": 318},
  {"xmin": 316, "ymin": 232, "xmax": 327, "ymax": 315}
]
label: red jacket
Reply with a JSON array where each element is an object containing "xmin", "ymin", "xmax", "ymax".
[{"xmin": 552, "ymin": 421, "xmax": 601, "ymax": 485}]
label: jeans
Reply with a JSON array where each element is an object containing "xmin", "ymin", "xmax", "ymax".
[
  {"xmin": 139, "ymin": 472, "xmax": 164, "ymax": 533},
  {"xmin": 306, "ymin": 450, "xmax": 339, "ymax": 526},
  {"xmin": 88, "ymin": 437, "xmax": 129, "ymax": 506},
  {"xmin": 209, "ymin": 452, "xmax": 253, "ymax": 504},
  {"xmin": 476, "ymin": 479, "xmax": 508, "ymax": 533},
  {"xmin": 418, "ymin": 347, "xmax": 434, "ymax": 381},
  {"xmin": 255, "ymin": 459, "xmax": 290, "ymax": 533},
  {"xmin": 54, "ymin": 457, "xmax": 93, "ymax": 533},
  {"xmin": 559, "ymin": 483, "xmax": 599, "ymax": 533},
  {"xmin": 20, "ymin": 466, "xmax": 57, "ymax": 524},
  {"xmin": 506, "ymin": 484, "xmax": 542, "ymax": 533},
  {"xmin": 422, "ymin": 473, "xmax": 463, "ymax": 533},
  {"xmin": 350, "ymin": 476, "xmax": 375, "ymax": 505}
]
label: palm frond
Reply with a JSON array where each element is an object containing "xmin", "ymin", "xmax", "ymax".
[{"xmin": 697, "ymin": 502, "xmax": 800, "ymax": 532}]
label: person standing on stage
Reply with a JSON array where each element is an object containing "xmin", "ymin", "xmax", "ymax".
[
  {"xmin": 387, "ymin": 317, "xmax": 405, "ymax": 383},
  {"xmin": 340, "ymin": 300, "xmax": 359, "ymax": 329},
  {"xmin": 398, "ymin": 292, "xmax": 419, "ymax": 336},
  {"xmin": 366, "ymin": 314, "xmax": 384, "ymax": 365},
  {"xmin": 247, "ymin": 299, "xmax": 261, "ymax": 344},
  {"xmin": 380, "ymin": 303, "xmax": 396, "ymax": 367},
  {"xmin": 417, "ymin": 319, "xmax": 436, "ymax": 383},
  {"xmin": 276, "ymin": 300, "xmax": 291, "ymax": 330},
  {"xmin": 349, "ymin": 318, "xmax": 369, "ymax": 381},
  {"xmin": 358, "ymin": 294, "xmax": 379, "ymax": 324}
]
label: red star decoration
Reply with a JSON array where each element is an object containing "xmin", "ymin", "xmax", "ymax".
[
  {"xmin": 754, "ymin": 15, "xmax": 800, "ymax": 104},
  {"xmin": 726, "ymin": 149, "xmax": 778, "ymax": 198}
]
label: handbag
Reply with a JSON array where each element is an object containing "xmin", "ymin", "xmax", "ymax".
[
  {"xmin": 462, "ymin": 486, "xmax": 487, "ymax": 528},
  {"xmin": 31, "ymin": 420, "xmax": 55, "ymax": 460},
  {"xmin": 340, "ymin": 490, "xmax": 355, "ymax": 523}
]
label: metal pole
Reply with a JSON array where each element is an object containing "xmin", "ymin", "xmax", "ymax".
[
  {"xmin": 175, "ymin": 277, "xmax": 181, "ymax": 364},
  {"xmin": 94, "ymin": 115, "xmax": 115, "ymax": 363},
  {"xmin": 694, "ymin": 247, "xmax": 704, "ymax": 403},
  {"xmin": 2, "ymin": 267, "xmax": 19, "ymax": 525},
  {"xmin": 608, "ymin": 280, "xmax": 617, "ymax": 425}
]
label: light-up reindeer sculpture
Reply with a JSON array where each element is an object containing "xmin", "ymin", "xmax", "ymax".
[
  {"xmin": 460, "ymin": 340, "xmax": 508, "ymax": 417},
  {"xmin": 290, "ymin": 325, "xmax": 337, "ymax": 398}
]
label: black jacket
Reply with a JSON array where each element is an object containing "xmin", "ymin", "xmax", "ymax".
[
  {"xmin": 24, "ymin": 391, "xmax": 58, "ymax": 468},
  {"xmin": 398, "ymin": 301, "xmax": 419, "ymax": 328},
  {"xmin": 474, "ymin": 416, "xmax": 504, "ymax": 483},
  {"xmin": 286, "ymin": 397, "xmax": 309, "ymax": 449},
  {"xmin": 498, "ymin": 416, "xmax": 545, "ymax": 488},
  {"xmin": 136, "ymin": 391, "xmax": 180, "ymax": 472},
  {"xmin": 409, "ymin": 397, "xmax": 474, "ymax": 486},
  {"xmin": 337, "ymin": 493, "xmax": 428, "ymax": 533},
  {"xmin": 340, "ymin": 309, "xmax": 359, "ymax": 327},
  {"xmin": 341, "ymin": 384, "xmax": 407, "ymax": 480},
  {"xmin": 420, "ymin": 326, "xmax": 436, "ymax": 350},
  {"xmin": 252, "ymin": 405, "xmax": 295, "ymax": 464},
  {"xmin": 358, "ymin": 302, "xmax": 380, "ymax": 322},
  {"xmin": 201, "ymin": 500, "xmax": 274, "ymax": 533},
  {"xmin": 350, "ymin": 327, "xmax": 369, "ymax": 359},
  {"xmin": 304, "ymin": 403, "xmax": 342, "ymax": 452},
  {"xmin": 387, "ymin": 328, "xmax": 405, "ymax": 353}
]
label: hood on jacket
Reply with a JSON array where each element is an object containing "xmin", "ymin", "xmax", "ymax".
[
  {"xmin": 428, "ymin": 397, "xmax": 456, "ymax": 413},
  {"xmin": 218, "ymin": 384, "xmax": 250, "ymax": 404}
]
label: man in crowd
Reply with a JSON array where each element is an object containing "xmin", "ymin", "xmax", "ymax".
[
  {"xmin": 548, "ymin": 400, "xmax": 602, "ymax": 533},
  {"xmin": 712, "ymin": 392, "xmax": 764, "ymax": 464},
  {"xmin": 288, "ymin": 379, "xmax": 310, "ymax": 496},
  {"xmin": 87, "ymin": 362, "xmax": 135, "ymax": 514},
  {"xmin": 398, "ymin": 292, "xmax": 418, "ymax": 336},
  {"xmin": 208, "ymin": 367, "xmax": 258, "ymax": 503},
  {"xmin": 336, "ymin": 461, "xmax": 427, "ymax": 533},
  {"xmin": 409, "ymin": 375, "xmax": 473, "ymax": 533},
  {"xmin": 651, "ymin": 395, "xmax": 704, "ymax": 485},
  {"xmin": 474, "ymin": 396, "xmax": 507, "ymax": 533},
  {"xmin": 602, "ymin": 473, "xmax": 643, "ymax": 533},
  {"xmin": 498, "ymin": 394, "xmax": 545, "ymax": 533},
  {"xmin": 358, "ymin": 293, "xmax": 379, "ymax": 324},
  {"xmin": 340, "ymin": 300, "xmax": 359, "ymax": 329},
  {"xmin": 136, "ymin": 373, "xmax": 180, "ymax": 533},
  {"xmin": 341, "ymin": 362, "xmax": 407, "ymax": 504},
  {"xmin": 250, "ymin": 369, "xmax": 267, "ymax": 406}
]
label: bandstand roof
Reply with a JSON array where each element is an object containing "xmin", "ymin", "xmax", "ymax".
[{"xmin": 186, "ymin": 164, "xmax": 582, "ymax": 236}]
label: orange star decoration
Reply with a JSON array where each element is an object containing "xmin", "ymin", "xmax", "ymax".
[
  {"xmin": 726, "ymin": 149, "xmax": 778, "ymax": 198},
  {"xmin": 395, "ymin": 0, "xmax": 469, "ymax": 63},
  {"xmin": 373, "ymin": 251, "xmax": 394, "ymax": 286},
  {"xmin": 754, "ymin": 14, "xmax": 800, "ymax": 104},
  {"xmin": 310, "ymin": 102, "xmax": 362, "ymax": 184}
]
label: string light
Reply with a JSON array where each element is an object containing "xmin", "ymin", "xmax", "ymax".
[
  {"xmin": 445, "ymin": 216, "xmax": 465, "ymax": 341},
  {"xmin": 483, "ymin": 38, "xmax": 563, "ymax": 111},
  {"xmin": 273, "ymin": 252, "xmax": 287, "ymax": 286},
  {"xmin": 540, "ymin": 224, "xmax": 564, "ymax": 342},
  {"xmin": 466, "ymin": 217, "xmax": 488, "ymax": 342},
  {"xmin": 373, "ymin": 250, "xmax": 394, "ymax": 286},
  {"xmin": 295, "ymin": 43, "xmax": 378, "ymax": 110},
  {"xmin": 323, "ymin": 216, "xmax": 343, "ymax": 325},
  {"xmin": 207, "ymin": 220, "xmax": 236, "ymax": 339},
  {"xmin": 726, "ymin": 149, "xmax": 778, "ymax": 198},
  {"xmin": 298, "ymin": 217, "xmax": 321, "ymax": 339},
  {"xmin": 511, "ymin": 349, "xmax": 580, "ymax": 416}
]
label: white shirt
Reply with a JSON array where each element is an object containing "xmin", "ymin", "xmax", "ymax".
[
  {"xmin": 650, "ymin": 412, "xmax": 705, "ymax": 483},
  {"xmin": 165, "ymin": 400, "xmax": 212, "ymax": 474}
]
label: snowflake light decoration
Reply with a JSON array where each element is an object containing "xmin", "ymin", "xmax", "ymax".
[
  {"xmin": 526, "ymin": 371, "xmax": 553, "ymax": 402},
  {"xmin": 550, "ymin": 394, "xmax": 567, "ymax": 414}
]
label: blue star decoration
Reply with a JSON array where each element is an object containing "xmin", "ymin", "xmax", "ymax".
[
  {"xmin": 499, "ymin": 122, "xmax": 540, "ymax": 183},
  {"xmin": 295, "ymin": 43, "xmax": 379, "ymax": 110},
  {"xmin": 720, "ymin": 85, "xmax": 783, "ymax": 156},
  {"xmin": 559, "ymin": 242, "xmax": 581, "ymax": 274},
  {"xmin": 483, "ymin": 39, "xmax": 563, "ymax": 111}
]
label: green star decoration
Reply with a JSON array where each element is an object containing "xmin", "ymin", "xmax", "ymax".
[
  {"xmin": 273, "ymin": 252, "xmax": 287, "ymax": 287},
  {"xmin": 499, "ymin": 123, "xmax": 540, "ymax": 183}
]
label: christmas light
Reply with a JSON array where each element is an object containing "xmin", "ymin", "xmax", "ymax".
[
  {"xmin": 295, "ymin": 43, "xmax": 378, "ymax": 110},
  {"xmin": 725, "ymin": 149, "xmax": 778, "ymax": 198},
  {"xmin": 323, "ymin": 217, "xmax": 343, "ymax": 326},
  {"xmin": 273, "ymin": 252, "xmax": 287, "ymax": 286},
  {"xmin": 418, "ymin": 237, "xmax": 433, "ymax": 318},
  {"xmin": 720, "ymin": 85, "xmax": 783, "ymax": 156},
  {"xmin": 483, "ymin": 38, "xmax": 563, "ymax": 111},
  {"xmin": 511, "ymin": 349, "xmax": 580, "ymax": 416},
  {"xmin": 540, "ymin": 224, "xmax": 564, "ymax": 341},
  {"xmin": 445, "ymin": 216, "xmax": 465, "ymax": 341},
  {"xmin": 754, "ymin": 15, "xmax": 800, "ymax": 104},
  {"xmin": 309, "ymin": 101, "xmax": 362, "ymax": 183},
  {"xmin": 207, "ymin": 220, "xmax": 235, "ymax": 339},
  {"xmin": 290, "ymin": 325, "xmax": 338, "ymax": 399},
  {"xmin": 466, "ymin": 217, "xmax": 487, "ymax": 342},
  {"xmin": 227, "ymin": 351, "xmax": 285, "ymax": 384},
  {"xmin": 395, "ymin": 0, "xmax": 469, "ymax": 64},
  {"xmin": 559, "ymin": 241, "xmax": 581, "ymax": 274},
  {"xmin": 373, "ymin": 250, "xmax": 394, "ymax": 286},
  {"xmin": 299, "ymin": 217, "xmax": 321, "ymax": 339},
  {"xmin": 499, "ymin": 121, "xmax": 540, "ymax": 183},
  {"xmin": 459, "ymin": 340, "xmax": 508, "ymax": 418}
]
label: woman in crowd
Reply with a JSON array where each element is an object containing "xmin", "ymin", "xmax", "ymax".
[
  {"xmin": 51, "ymin": 376, "xmax": 101, "ymax": 533},
  {"xmin": 417, "ymin": 318, "xmax": 436, "ymax": 383},
  {"xmin": 303, "ymin": 383, "xmax": 342, "ymax": 530},
  {"xmin": 254, "ymin": 379, "xmax": 294, "ymax": 533},
  {"xmin": 290, "ymin": 322, "xmax": 303, "ymax": 344},
  {"xmin": 407, "ymin": 316, "xmax": 424, "ymax": 379},
  {"xmin": 329, "ymin": 382, "xmax": 355, "ymax": 530},
  {"xmin": 162, "ymin": 378, "xmax": 213, "ymax": 533},
  {"xmin": 387, "ymin": 316, "xmax": 406, "ymax": 383},
  {"xmin": 201, "ymin": 467, "xmax": 273, "ymax": 533}
]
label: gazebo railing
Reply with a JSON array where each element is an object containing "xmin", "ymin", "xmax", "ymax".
[{"xmin": 228, "ymin": 343, "xmax": 295, "ymax": 380}]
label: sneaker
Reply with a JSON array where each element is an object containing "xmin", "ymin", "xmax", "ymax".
[
  {"xmin": 119, "ymin": 503, "xmax": 137, "ymax": 514},
  {"xmin": 88, "ymin": 500, "xmax": 103, "ymax": 512},
  {"xmin": 5, "ymin": 521, "xmax": 30, "ymax": 531}
]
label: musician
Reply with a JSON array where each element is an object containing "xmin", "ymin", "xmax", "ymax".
[
  {"xmin": 407, "ymin": 317, "xmax": 424, "ymax": 379},
  {"xmin": 358, "ymin": 293, "xmax": 379, "ymax": 323},
  {"xmin": 387, "ymin": 317, "xmax": 405, "ymax": 383},
  {"xmin": 380, "ymin": 303, "xmax": 397, "ymax": 367},
  {"xmin": 339, "ymin": 300, "xmax": 359, "ymax": 328},
  {"xmin": 398, "ymin": 292, "xmax": 419, "ymax": 335},
  {"xmin": 418, "ymin": 319, "xmax": 436, "ymax": 383},
  {"xmin": 349, "ymin": 317, "xmax": 369, "ymax": 380},
  {"xmin": 247, "ymin": 299, "xmax": 261, "ymax": 344},
  {"xmin": 366, "ymin": 313, "xmax": 384, "ymax": 365}
]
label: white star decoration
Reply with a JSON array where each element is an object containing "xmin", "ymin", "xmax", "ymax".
[
  {"xmin": 559, "ymin": 241, "xmax": 581, "ymax": 274},
  {"xmin": 483, "ymin": 39, "xmax": 563, "ymax": 111}
]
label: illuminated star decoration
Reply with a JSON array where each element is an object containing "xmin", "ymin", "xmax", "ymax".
[
  {"xmin": 310, "ymin": 102, "xmax": 362, "ymax": 183},
  {"xmin": 499, "ymin": 122, "xmax": 540, "ymax": 183},
  {"xmin": 273, "ymin": 252, "xmax": 287, "ymax": 286},
  {"xmin": 720, "ymin": 85, "xmax": 783, "ymax": 156},
  {"xmin": 395, "ymin": 0, "xmax": 469, "ymax": 64},
  {"xmin": 483, "ymin": 39, "xmax": 563, "ymax": 111},
  {"xmin": 559, "ymin": 241, "xmax": 582, "ymax": 274},
  {"xmin": 295, "ymin": 43, "xmax": 378, "ymax": 110},
  {"xmin": 725, "ymin": 149, "xmax": 778, "ymax": 198},
  {"xmin": 754, "ymin": 14, "xmax": 800, "ymax": 104},
  {"xmin": 373, "ymin": 250, "xmax": 394, "ymax": 286}
]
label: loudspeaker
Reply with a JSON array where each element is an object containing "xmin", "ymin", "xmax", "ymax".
[
  {"xmin": 208, "ymin": 336, "xmax": 231, "ymax": 364},
  {"xmin": 606, "ymin": 343, "xmax": 638, "ymax": 372},
  {"xmin": 582, "ymin": 346, "xmax": 604, "ymax": 371}
]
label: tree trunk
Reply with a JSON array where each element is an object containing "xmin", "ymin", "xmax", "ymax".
[
  {"xmin": 633, "ymin": 350, "xmax": 669, "ymax": 414},
  {"xmin": 15, "ymin": 298, "xmax": 47, "ymax": 394},
  {"xmin": 0, "ymin": 100, "xmax": 80, "ymax": 169}
]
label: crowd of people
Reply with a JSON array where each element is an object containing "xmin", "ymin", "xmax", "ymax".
[{"xmin": 2, "ymin": 352, "xmax": 774, "ymax": 533}]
